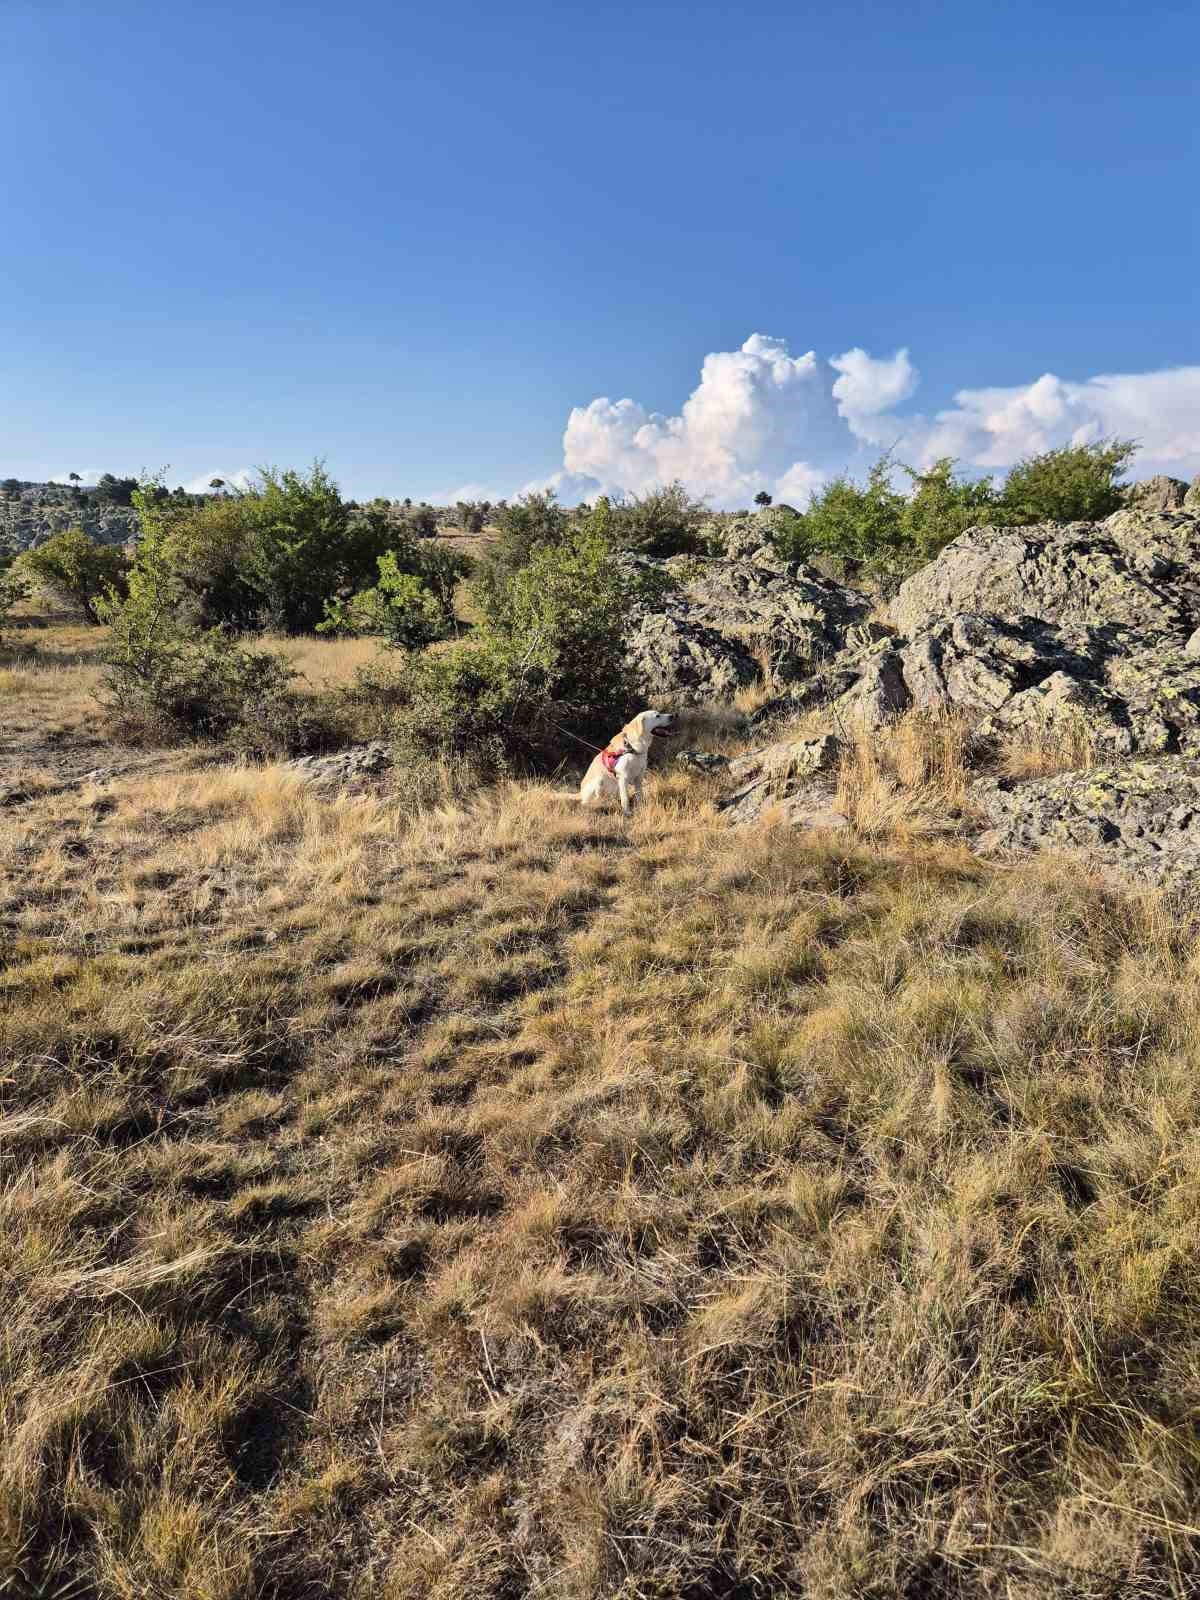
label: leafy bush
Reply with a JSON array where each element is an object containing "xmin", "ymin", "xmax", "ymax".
[
  {"xmin": 318, "ymin": 535, "xmax": 469, "ymax": 647},
  {"xmin": 772, "ymin": 441, "xmax": 1139, "ymax": 580},
  {"xmin": 96, "ymin": 501, "xmax": 334, "ymax": 753},
  {"xmin": 122, "ymin": 464, "xmax": 457, "ymax": 636},
  {"xmin": 319, "ymin": 554, "xmax": 450, "ymax": 649},
  {"xmin": 0, "ymin": 559, "xmax": 30, "ymax": 643},
  {"xmin": 473, "ymin": 491, "xmax": 569, "ymax": 619},
  {"xmin": 239, "ymin": 464, "xmax": 404, "ymax": 634},
  {"xmin": 393, "ymin": 528, "xmax": 653, "ymax": 773},
  {"xmin": 17, "ymin": 528, "xmax": 130, "ymax": 623},
  {"xmin": 1003, "ymin": 438, "xmax": 1135, "ymax": 523},
  {"xmin": 154, "ymin": 494, "xmax": 264, "ymax": 630},
  {"xmin": 603, "ymin": 481, "xmax": 711, "ymax": 557}
]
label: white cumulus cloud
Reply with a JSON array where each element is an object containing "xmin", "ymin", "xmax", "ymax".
[{"xmin": 534, "ymin": 335, "xmax": 1200, "ymax": 508}]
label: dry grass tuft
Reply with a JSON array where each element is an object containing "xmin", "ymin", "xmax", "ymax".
[{"xmin": 836, "ymin": 707, "xmax": 976, "ymax": 837}]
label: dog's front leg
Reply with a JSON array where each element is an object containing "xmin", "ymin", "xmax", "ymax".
[{"xmin": 617, "ymin": 770, "xmax": 632, "ymax": 817}]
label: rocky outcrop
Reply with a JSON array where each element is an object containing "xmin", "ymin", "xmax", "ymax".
[
  {"xmin": 1126, "ymin": 476, "xmax": 1191, "ymax": 513},
  {"xmin": 974, "ymin": 758, "xmax": 1200, "ymax": 891},
  {"xmin": 627, "ymin": 514, "xmax": 871, "ymax": 703},
  {"xmin": 717, "ymin": 733, "xmax": 844, "ymax": 825},
  {"xmin": 739, "ymin": 509, "xmax": 1200, "ymax": 757}
]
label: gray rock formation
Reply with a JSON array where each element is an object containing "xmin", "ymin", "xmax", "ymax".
[
  {"xmin": 717, "ymin": 733, "xmax": 843, "ymax": 824},
  {"xmin": 627, "ymin": 546, "xmax": 869, "ymax": 703},
  {"xmin": 1126, "ymin": 476, "xmax": 1190, "ymax": 513},
  {"xmin": 286, "ymin": 741, "xmax": 393, "ymax": 785},
  {"xmin": 974, "ymin": 758, "xmax": 1200, "ymax": 891}
]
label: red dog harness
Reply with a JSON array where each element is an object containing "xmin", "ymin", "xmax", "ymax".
[{"xmin": 600, "ymin": 741, "xmax": 630, "ymax": 775}]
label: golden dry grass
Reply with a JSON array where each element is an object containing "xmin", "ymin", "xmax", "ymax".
[
  {"xmin": 3, "ymin": 686, "xmax": 1200, "ymax": 1598},
  {"xmin": 5, "ymin": 614, "xmax": 1200, "ymax": 1596}
]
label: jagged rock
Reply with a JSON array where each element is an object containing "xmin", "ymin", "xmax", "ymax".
[
  {"xmin": 629, "ymin": 551, "xmax": 869, "ymax": 701},
  {"xmin": 726, "ymin": 733, "xmax": 841, "ymax": 785},
  {"xmin": 1126, "ymin": 476, "xmax": 1190, "ymax": 513},
  {"xmin": 627, "ymin": 611, "xmax": 759, "ymax": 704},
  {"xmin": 889, "ymin": 515, "xmax": 1198, "ymax": 642},
  {"xmin": 1186, "ymin": 476, "xmax": 1200, "ymax": 513},
  {"xmin": 286, "ymin": 741, "xmax": 392, "ymax": 785},
  {"xmin": 977, "ymin": 671, "xmax": 1140, "ymax": 757},
  {"xmin": 719, "ymin": 733, "xmax": 841, "ymax": 823},
  {"xmin": 974, "ymin": 758, "xmax": 1200, "ymax": 890}
]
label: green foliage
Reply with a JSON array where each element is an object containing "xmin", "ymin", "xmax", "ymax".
[
  {"xmin": 0, "ymin": 558, "xmax": 30, "ymax": 642},
  {"xmin": 95, "ymin": 473, "xmax": 138, "ymax": 507},
  {"xmin": 1003, "ymin": 438, "xmax": 1136, "ymax": 523},
  {"xmin": 154, "ymin": 493, "xmax": 263, "ymax": 630},
  {"xmin": 772, "ymin": 441, "xmax": 1139, "ymax": 580},
  {"xmin": 900, "ymin": 458, "xmax": 1004, "ymax": 567},
  {"xmin": 405, "ymin": 504, "xmax": 439, "ymax": 538},
  {"xmin": 393, "ymin": 528, "xmax": 651, "ymax": 773},
  {"xmin": 754, "ymin": 490, "xmax": 772, "ymax": 508},
  {"xmin": 237, "ymin": 463, "xmax": 390, "ymax": 633},
  {"xmin": 602, "ymin": 480, "xmax": 711, "ymax": 557},
  {"xmin": 473, "ymin": 491, "xmax": 570, "ymax": 619},
  {"xmin": 122, "ymin": 463, "xmax": 453, "ymax": 636},
  {"xmin": 96, "ymin": 487, "xmax": 332, "ymax": 752},
  {"xmin": 17, "ymin": 528, "xmax": 130, "ymax": 623},
  {"xmin": 774, "ymin": 458, "xmax": 910, "ymax": 572},
  {"xmin": 319, "ymin": 553, "xmax": 450, "ymax": 649}
]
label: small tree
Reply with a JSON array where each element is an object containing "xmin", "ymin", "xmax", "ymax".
[
  {"xmin": 17, "ymin": 528, "xmax": 130, "ymax": 623},
  {"xmin": 474, "ymin": 491, "xmax": 570, "ymax": 619},
  {"xmin": 394, "ymin": 528, "xmax": 658, "ymax": 772},
  {"xmin": 604, "ymin": 481, "xmax": 710, "ymax": 557},
  {"xmin": 68, "ymin": 472, "xmax": 81, "ymax": 488},
  {"xmin": 754, "ymin": 490, "xmax": 773, "ymax": 508},
  {"xmin": 1001, "ymin": 439, "xmax": 1136, "ymax": 524},
  {"xmin": 96, "ymin": 473, "xmax": 137, "ymax": 507}
]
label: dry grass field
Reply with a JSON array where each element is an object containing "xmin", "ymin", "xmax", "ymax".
[{"xmin": 4, "ymin": 614, "xmax": 1200, "ymax": 1597}]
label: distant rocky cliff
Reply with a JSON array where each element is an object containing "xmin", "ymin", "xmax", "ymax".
[{"xmin": 0, "ymin": 481, "xmax": 138, "ymax": 560}]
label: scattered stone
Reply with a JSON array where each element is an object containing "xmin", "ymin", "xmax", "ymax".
[
  {"xmin": 719, "ymin": 734, "xmax": 842, "ymax": 824},
  {"xmin": 674, "ymin": 750, "xmax": 729, "ymax": 773}
]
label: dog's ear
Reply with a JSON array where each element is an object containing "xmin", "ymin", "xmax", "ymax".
[{"xmin": 625, "ymin": 711, "xmax": 649, "ymax": 741}]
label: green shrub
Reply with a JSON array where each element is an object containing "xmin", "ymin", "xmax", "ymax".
[
  {"xmin": 318, "ymin": 540, "xmax": 469, "ymax": 648},
  {"xmin": 319, "ymin": 557, "xmax": 449, "ymax": 649},
  {"xmin": 17, "ymin": 528, "xmax": 130, "ymax": 623},
  {"xmin": 120, "ymin": 465, "xmax": 459, "ymax": 637},
  {"xmin": 1003, "ymin": 438, "xmax": 1136, "ymax": 523},
  {"xmin": 393, "ymin": 528, "xmax": 654, "ymax": 774},
  {"xmin": 239, "ymin": 464, "xmax": 403, "ymax": 634},
  {"xmin": 96, "ymin": 500, "xmax": 334, "ymax": 754},
  {"xmin": 603, "ymin": 481, "xmax": 711, "ymax": 556},
  {"xmin": 473, "ymin": 491, "xmax": 569, "ymax": 619},
  {"xmin": 771, "ymin": 441, "xmax": 1139, "ymax": 581},
  {"xmin": 0, "ymin": 560, "xmax": 30, "ymax": 643},
  {"xmin": 155, "ymin": 494, "xmax": 263, "ymax": 630},
  {"xmin": 773, "ymin": 457, "xmax": 909, "ymax": 572}
]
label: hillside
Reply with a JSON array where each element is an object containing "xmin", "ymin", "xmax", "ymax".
[{"xmin": 5, "ymin": 536, "xmax": 1200, "ymax": 1595}]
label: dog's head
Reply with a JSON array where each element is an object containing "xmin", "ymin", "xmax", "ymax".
[{"xmin": 624, "ymin": 709, "xmax": 676, "ymax": 747}]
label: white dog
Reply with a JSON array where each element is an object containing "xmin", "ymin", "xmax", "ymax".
[{"xmin": 579, "ymin": 709, "xmax": 676, "ymax": 815}]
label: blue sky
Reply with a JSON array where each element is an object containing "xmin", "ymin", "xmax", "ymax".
[{"xmin": 3, "ymin": 0, "xmax": 1197, "ymax": 505}]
